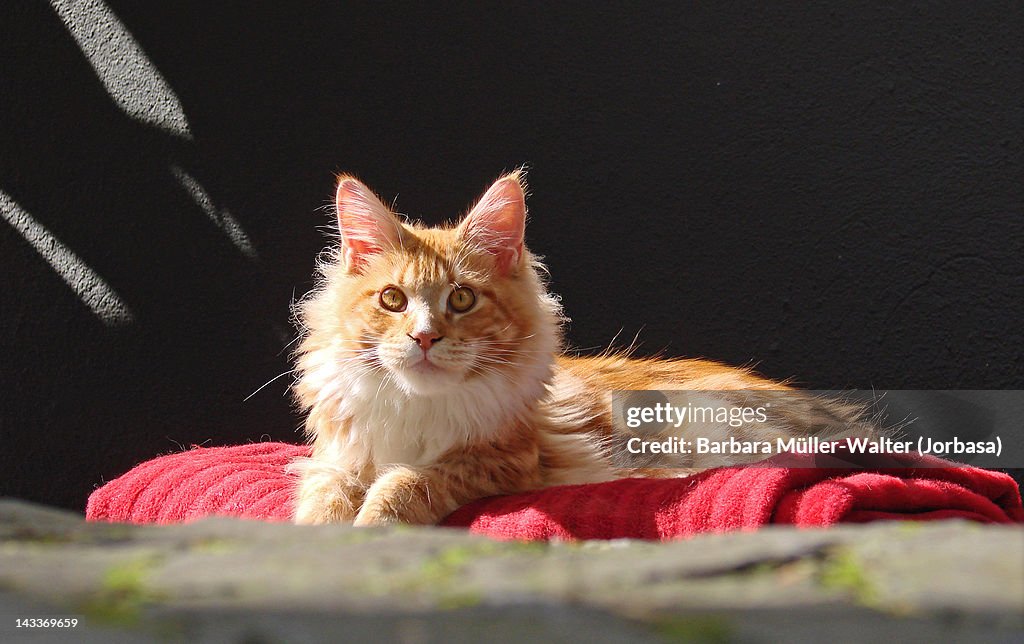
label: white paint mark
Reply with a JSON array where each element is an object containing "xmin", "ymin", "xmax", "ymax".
[
  {"xmin": 171, "ymin": 166, "xmax": 258, "ymax": 259},
  {"xmin": 51, "ymin": 0, "xmax": 192, "ymax": 138},
  {"xmin": 1, "ymin": 190, "xmax": 134, "ymax": 325}
]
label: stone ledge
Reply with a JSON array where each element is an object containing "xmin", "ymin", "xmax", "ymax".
[{"xmin": 1, "ymin": 500, "xmax": 1021, "ymax": 642}]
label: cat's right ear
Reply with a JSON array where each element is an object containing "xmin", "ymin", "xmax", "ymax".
[{"xmin": 335, "ymin": 176, "xmax": 402, "ymax": 273}]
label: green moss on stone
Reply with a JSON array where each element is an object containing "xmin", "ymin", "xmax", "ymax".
[
  {"xmin": 383, "ymin": 541, "xmax": 544, "ymax": 608},
  {"xmin": 78, "ymin": 556, "xmax": 166, "ymax": 626},
  {"xmin": 819, "ymin": 549, "xmax": 878, "ymax": 607},
  {"xmin": 654, "ymin": 615, "xmax": 734, "ymax": 643}
]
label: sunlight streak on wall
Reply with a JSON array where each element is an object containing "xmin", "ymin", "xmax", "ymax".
[
  {"xmin": 51, "ymin": 0, "xmax": 192, "ymax": 138},
  {"xmin": 171, "ymin": 166, "xmax": 258, "ymax": 259},
  {"xmin": 1, "ymin": 190, "xmax": 134, "ymax": 326}
]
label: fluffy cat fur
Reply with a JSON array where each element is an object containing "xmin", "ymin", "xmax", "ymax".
[{"xmin": 291, "ymin": 172, "xmax": 873, "ymax": 526}]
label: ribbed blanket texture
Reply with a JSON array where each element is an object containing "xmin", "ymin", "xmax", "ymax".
[{"xmin": 85, "ymin": 442, "xmax": 1024, "ymax": 540}]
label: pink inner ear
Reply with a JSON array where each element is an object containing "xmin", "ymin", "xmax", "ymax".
[
  {"xmin": 335, "ymin": 177, "xmax": 400, "ymax": 270},
  {"xmin": 461, "ymin": 176, "xmax": 526, "ymax": 274}
]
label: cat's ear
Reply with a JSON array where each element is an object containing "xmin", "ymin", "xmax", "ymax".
[
  {"xmin": 457, "ymin": 172, "xmax": 527, "ymax": 275},
  {"xmin": 335, "ymin": 175, "xmax": 402, "ymax": 273}
]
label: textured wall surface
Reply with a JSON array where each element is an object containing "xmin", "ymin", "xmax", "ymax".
[{"xmin": 1, "ymin": 2, "xmax": 1021, "ymax": 510}]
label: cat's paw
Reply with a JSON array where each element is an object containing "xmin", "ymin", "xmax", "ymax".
[
  {"xmin": 351, "ymin": 504, "xmax": 400, "ymax": 527},
  {"xmin": 293, "ymin": 496, "xmax": 356, "ymax": 525},
  {"xmin": 353, "ymin": 467, "xmax": 441, "ymax": 526},
  {"xmin": 292, "ymin": 467, "xmax": 366, "ymax": 525}
]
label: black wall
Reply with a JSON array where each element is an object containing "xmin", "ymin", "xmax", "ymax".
[{"xmin": 2, "ymin": 3, "xmax": 1021, "ymax": 510}]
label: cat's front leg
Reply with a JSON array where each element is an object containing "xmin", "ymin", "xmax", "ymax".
[
  {"xmin": 354, "ymin": 434, "xmax": 543, "ymax": 526},
  {"xmin": 353, "ymin": 466, "xmax": 453, "ymax": 527},
  {"xmin": 292, "ymin": 461, "xmax": 369, "ymax": 525}
]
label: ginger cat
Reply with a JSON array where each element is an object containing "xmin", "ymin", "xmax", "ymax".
[{"xmin": 292, "ymin": 172, "xmax": 869, "ymax": 526}]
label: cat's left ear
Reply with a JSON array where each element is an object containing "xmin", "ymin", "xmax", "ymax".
[
  {"xmin": 335, "ymin": 175, "xmax": 403, "ymax": 273},
  {"xmin": 457, "ymin": 172, "xmax": 526, "ymax": 275}
]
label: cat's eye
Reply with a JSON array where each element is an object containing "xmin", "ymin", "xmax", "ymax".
[
  {"xmin": 379, "ymin": 286, "xmax": 407, "ymax": 312},
  {"xmin": 448, "ymin": 286, "xmax": 476, "ymax": 313}
]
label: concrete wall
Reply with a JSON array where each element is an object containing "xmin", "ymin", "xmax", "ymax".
[{"xmin": 2, "ymin": 2, "xmax": 1021, "ymax": 509}]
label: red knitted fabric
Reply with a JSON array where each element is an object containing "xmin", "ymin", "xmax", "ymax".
[
  {"xmin": 86, "ymin": 443, "xmax": 307, "ymax": 524},
  {"xmin": 86, "ymin": 442, "xmax": 1024, "ymax": 540}
]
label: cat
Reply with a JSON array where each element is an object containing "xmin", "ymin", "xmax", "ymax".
[{"xmin": 290, "ymin": 171, "xmax": 873, "ymax": 526}]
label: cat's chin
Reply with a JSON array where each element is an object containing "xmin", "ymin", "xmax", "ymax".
[{"xmin": 394, "ymin": 363, "xmax": 465, "ymax": 396}]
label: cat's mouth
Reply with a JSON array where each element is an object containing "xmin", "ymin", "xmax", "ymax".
[
  {"xmin": 408, "ymin": 358, "xmax": 443, "ymax": 374},
  {"xmin": 393, "ymin": 355, "xmax": 468, "ymax": 395}
]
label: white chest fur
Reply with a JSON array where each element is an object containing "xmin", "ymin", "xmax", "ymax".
[{"xmin": 321, "ymin": 368, "xmax": 545, "ymax": 467}]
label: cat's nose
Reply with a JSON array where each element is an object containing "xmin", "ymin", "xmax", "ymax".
[{"xmin": 408, "ymin": 331, "xmax": 443, "ymax": 349}]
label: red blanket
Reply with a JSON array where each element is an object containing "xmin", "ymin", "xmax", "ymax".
[{"xmin": 86, "ymin": 442, "xmax": 1024, "ymax": 540}]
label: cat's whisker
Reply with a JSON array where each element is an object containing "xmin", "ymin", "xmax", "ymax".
[
  {"xmin": 472, "ymin": 365, "xmax": 519, "ymax": 382},
  {"xmin": 469, "ymin": 348, "xmax": 548, "ymax": 359},
  {"xmin": 471, "ymin": 363, "xmax": 514, "ymax": 379},
  {"xmin": 373, "ymin": 374, "xmax": 390, "ymax": 400},
  {"xmin": 468, "ymin": 362, "xmax": 518, "ymax": 387},
  {"xmin": 474, "ymin": 323, "xmax": 515, "ymax": 340},
  {"xmin": 474, "ymin": 362, "xmax": 515, "ymax": 372},
  {"xmin": 244, "ymin": 369, "xmax": 297, "ymax": 402},
  {"xmin": 277, "ymin": 334, "xmax": 304, "ymax": 356},
  {"xmin": 472, "ymin": 346, "xmax": 551, "ymax": 354},
  {"xmin": 473, "ymin": 332, "xmax": 538, "ymax": 344}
]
